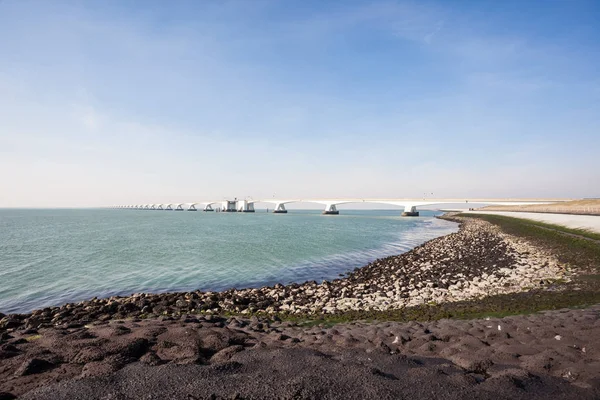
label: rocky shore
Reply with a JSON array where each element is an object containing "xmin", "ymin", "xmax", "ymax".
[
  {"xmin": 1, "ymin": 306, "xmax": 599, "ymax": 399},
  {"xmin": 0, "ymin": 215, "xmax": 594, "ymax": 399},
  {"xmin": 0, "ymin": 216, "xmax": 571, "ymax": 332}
]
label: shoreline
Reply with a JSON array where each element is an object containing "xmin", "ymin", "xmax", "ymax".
[
  {"xmin": 2, "ymin": 213, "xmax": 600, "ymax": 398},
  {"xmin": 1, "ymin": 215, "xmax": 571, "ymax": 326},
  {"xmin": 0, "ymin": 210, "xmax": 457, "ymax": 315}
]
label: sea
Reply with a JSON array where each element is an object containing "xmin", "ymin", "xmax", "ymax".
[{"xmin": 0, "ymin": 209, "xmax": 458, "ymax": 314}]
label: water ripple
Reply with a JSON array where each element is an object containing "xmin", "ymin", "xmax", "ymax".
[{"xmin": 0, "ymin": 209, "xmax": 457, "ymax": 313}]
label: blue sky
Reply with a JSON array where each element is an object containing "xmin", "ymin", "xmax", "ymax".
[{"xmin": 0, "ymin": 0, "xmax": 599, "ymax": 207}]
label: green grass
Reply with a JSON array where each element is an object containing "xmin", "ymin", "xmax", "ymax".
[
  {"xmin": 456, "ymin": 214, "xmax": 600, "ymax": 275},
  {"xmin": 462, "ymin": 213, "xmax": 600, "ymax": 241}
]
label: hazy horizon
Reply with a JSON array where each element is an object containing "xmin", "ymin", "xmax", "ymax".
[{"xmin": 1, "ymin": 0, "xmax": 599, "ymax": 207}]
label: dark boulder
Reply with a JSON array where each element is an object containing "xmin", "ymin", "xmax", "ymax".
[
  {"xmin": 118, "ymin": 302, "xmax": 139, "ymax": 313},
  {"xmin": 14, "ymin": 358, "xmax": 55, "ymax": 376},
  {"xmin": 110, "ymin": 325, "xmax": 132, "ymax": 336},
  {"xmin": 210, "ymin": 345, "xmax": 244, "ymax": 363},
  {"xmin": 72, "ymin": 346, "xmax": 106, "ymax": 364},
  {"xmin": 113, "ymin": 337, "xmax": 149, "ymax": 359},
  {"xmin": 0, "ymin": 332, "xmax": 13, "ymax": 342},
  {"xmin": 140, "ymin": 351, "xmax": 164, "ymax": 366},
  {"xmin": 0, "ymin": 317, "xmax": 21, "ymax": 330}
]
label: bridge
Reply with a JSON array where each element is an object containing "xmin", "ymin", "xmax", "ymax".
[{"xmin": 113, "ymin": 198, "xmax": 573, "ymax": 216}]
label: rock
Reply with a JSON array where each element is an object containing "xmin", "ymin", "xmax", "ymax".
[
  {"xmin": 200, "ymin": 329, "xmax": 246, "ymax": 355},
  {"xmin": 140, "ymin": 351, "xmax": 164, "ymax": 366},
  {"xmin": 486, "ymin": 368, "xmax": 536, "ymax": 390},
  {"xmin": 25, "ymin": 316, "xmax": 44, "ymax": 329},
  {"xmin": 0, "ymin": 347, "xmax": 20, "ymax": 360},
  {"xmin": 449, "ymin": 355, "xmax": 493, "ymax": 374},
  {"xmin": 73, "ymin": 346, "xmax": 106, "ymax": 363},
  {"xmin": 0, "ymin": 317, "xmax": 21, "ymax": 330},
  {"xmin": 80, "ymin": 360, "xmax": 120, "ymax": 378},
  {"xmin": 14, "ymin": 358, "xmax": 55, "ymax": 376},
  {"xmin": 210, "ymin": 345, "xmax": 244, "ymax": 363},
  {"xmin": 118, "ymin": 302, "xmax": 139, "ymax": 313},
  {"xmin": 371, "ymin": 339, "xmax": 392, "ymax": 354},
  {"xmin": 110, "ymin": 325, "xmax": 132, "ymax": 336},
  {"xmin": 108, "ymin": 337, "xmax": 149, "ymax": 359}
]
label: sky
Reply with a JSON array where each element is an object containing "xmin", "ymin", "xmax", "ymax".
[{"xmin": 0, "ymin": 0, "xmax": 599, "ymax": 208}]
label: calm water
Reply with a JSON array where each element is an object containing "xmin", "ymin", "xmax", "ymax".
[{"xmin": 0, "ymin": 209, "xmax": 458, "ymax": 313}]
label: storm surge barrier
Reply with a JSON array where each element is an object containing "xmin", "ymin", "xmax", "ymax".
[{"xmin": 113, "ymin": 198, "xmax": 573, "ymax": 217}]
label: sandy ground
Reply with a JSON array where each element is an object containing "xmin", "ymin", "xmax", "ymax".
[
  {"xmin": 468, "ymin": 211, "xmax": 600, "ymax": 234},
  {"xmin": 0, "ymin": 306, "xmax": 597, "ymax": 399},
  {"xmin": 477, "ymin": 200, "xmax": 600, "ymax": 216}
]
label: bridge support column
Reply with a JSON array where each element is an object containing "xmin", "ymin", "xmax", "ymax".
[
  {"xmin": 402, "ymin": 205, "xmax": 419, "ymax": 217},
  {"xmin": 188, "ymin": 205, "xmax": 197, "ymax": 211},
  {"xmin": 175, "ymin": 205, "xmax": 184, "ymax": 211},
  {"xmin": 203, "ymin": 204, "xmax": 214, "ymax": 212},
  {"xmin": 222, "ymin": 200, "xmax": 237, "ymax": 212},
  {"xmin": 273, "ymin": 203, "xmax": 288, "ymax": 213},
  {"xmin": 322, "ymin": 204, "xmax": 339, "ymax": 215},
  {"xmin": 237, "ymin": 200, "xmax": 255, "ymax": 212}
]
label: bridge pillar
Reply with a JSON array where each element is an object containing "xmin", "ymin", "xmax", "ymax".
[
  {"xmin": 323, "ymin": 204, "xmax": 339, "ymax": 215},
  {"xmin": 237, "ymin": 200, "xmax": 256, "ymax": 212},
  {"xmin": 175, "ymin": 204, "xmax": 184, "ymax": 211},
  {"xmin": 402, "ymin": 204, "xmax": 419, "ymax": 217},
  {"xmin": 203, "ymin": 204, "xmax": 214, "ymax": 211},
  {"xmin": 273, "ymin": 203, "xmax": 288, "ymax": 213},
  {"xmin": 222, "ymin": 200, "xmax": 237, "ymax": 212},
  {"xmin": 188, "ymin": 205, "xmax": 198, "ymax": 211}
]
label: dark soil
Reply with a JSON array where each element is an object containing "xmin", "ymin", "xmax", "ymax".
[{"xmin": 0, "ymin": 306, "xmax": 597, "ymax": 399}]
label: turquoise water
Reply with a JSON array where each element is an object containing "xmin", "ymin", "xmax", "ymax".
[{"xmin": 0, "ymin": 209, "xmax": 457, "ymax": 313}]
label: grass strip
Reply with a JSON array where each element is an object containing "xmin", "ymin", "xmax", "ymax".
[
  {"xmin": 463, "ymin": 213, "xmax": 600, "ymax": 241},
  {"xmin": 457, "ymin": 213, "xmax": 600, "ymax": 274}
]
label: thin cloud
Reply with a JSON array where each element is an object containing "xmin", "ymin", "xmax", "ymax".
[{"xmin": 423, "ymin": 21, "xmax": 444, "ymax": 44}]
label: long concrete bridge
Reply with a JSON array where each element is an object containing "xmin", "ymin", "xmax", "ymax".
[{"xmin": 113, "ymin": 198, "xmax": 573, "ymax": 216}]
